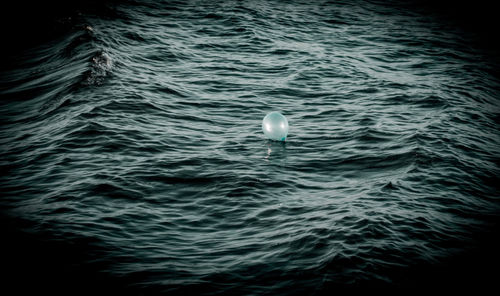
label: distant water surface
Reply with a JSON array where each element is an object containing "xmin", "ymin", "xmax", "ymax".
[{"xmin": 1, "ymin": 0, "xmax": 499, "ymax": 294}]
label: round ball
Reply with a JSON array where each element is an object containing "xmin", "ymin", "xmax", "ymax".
[{"xmin": 262, "ymin": 111, "xmax": 289, "ymax": 141}]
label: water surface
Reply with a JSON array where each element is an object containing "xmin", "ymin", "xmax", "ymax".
[{"xmin": 1, "ymin": 0, "xmax": 499, "ymax": 294}]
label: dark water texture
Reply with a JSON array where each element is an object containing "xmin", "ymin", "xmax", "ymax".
[{"xmin": 1, "ymin": 0, "xmax": 500, "ymax": 294}]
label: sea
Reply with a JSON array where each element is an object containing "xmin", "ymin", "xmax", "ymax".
[{"xmin": 1, "ymin": 0, "xmax": 499, "ymax": 294}]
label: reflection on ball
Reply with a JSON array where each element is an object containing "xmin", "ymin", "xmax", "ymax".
[{"xmin": 262, "ymin": 111, "xmax": 288, "ymax": 141}]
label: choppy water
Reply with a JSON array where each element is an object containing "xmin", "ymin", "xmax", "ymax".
[{"xmin": 1, "ymin": 0, "xmax": 500, "ymax": 294}]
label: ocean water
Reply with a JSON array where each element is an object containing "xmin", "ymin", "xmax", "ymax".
[{"xmin": 1, "ymin": 0, "xmax": 499, "ymax": 294}]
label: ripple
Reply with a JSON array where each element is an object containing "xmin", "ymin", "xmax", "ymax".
[{"xmin": 1, "ymin": 0, "xmax": 500, "ymax": 294}]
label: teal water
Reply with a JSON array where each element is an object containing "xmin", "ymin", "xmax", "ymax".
[{"xmin": 1, "ymin": 0, "xmax": 499, "ymax": 294}]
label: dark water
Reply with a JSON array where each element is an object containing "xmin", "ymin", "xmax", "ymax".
[{"xmin": 1, "ymin": 0, "xmax": 500, "ymax": 294}]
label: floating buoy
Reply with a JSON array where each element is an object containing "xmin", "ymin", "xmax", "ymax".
[{"xmin": 262, "ymin": 111, "xmax": 288, "ymax": 141}]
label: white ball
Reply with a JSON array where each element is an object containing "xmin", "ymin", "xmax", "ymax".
[{"xmin": 262, "ymin": 111, "xmax": 289, "ymax": 141}]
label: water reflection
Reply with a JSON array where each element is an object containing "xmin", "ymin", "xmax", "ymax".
[{"xmin": 264, "ymin": 140, "xmax": 287, "ymax": 162}]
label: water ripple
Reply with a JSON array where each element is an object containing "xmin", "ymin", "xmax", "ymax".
[{"xmin": 1, "ymin": 0, "xmax": 500, "ymax": 294}]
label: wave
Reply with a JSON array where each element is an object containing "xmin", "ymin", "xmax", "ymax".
[{"xmin": 1, "ymin": 0, "xmax": 500, "ymax": 294}]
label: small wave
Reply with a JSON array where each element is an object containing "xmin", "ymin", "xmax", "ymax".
[{"xmin": 82, "ymin": 50, "xmax": 113, "ymax": 86}]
